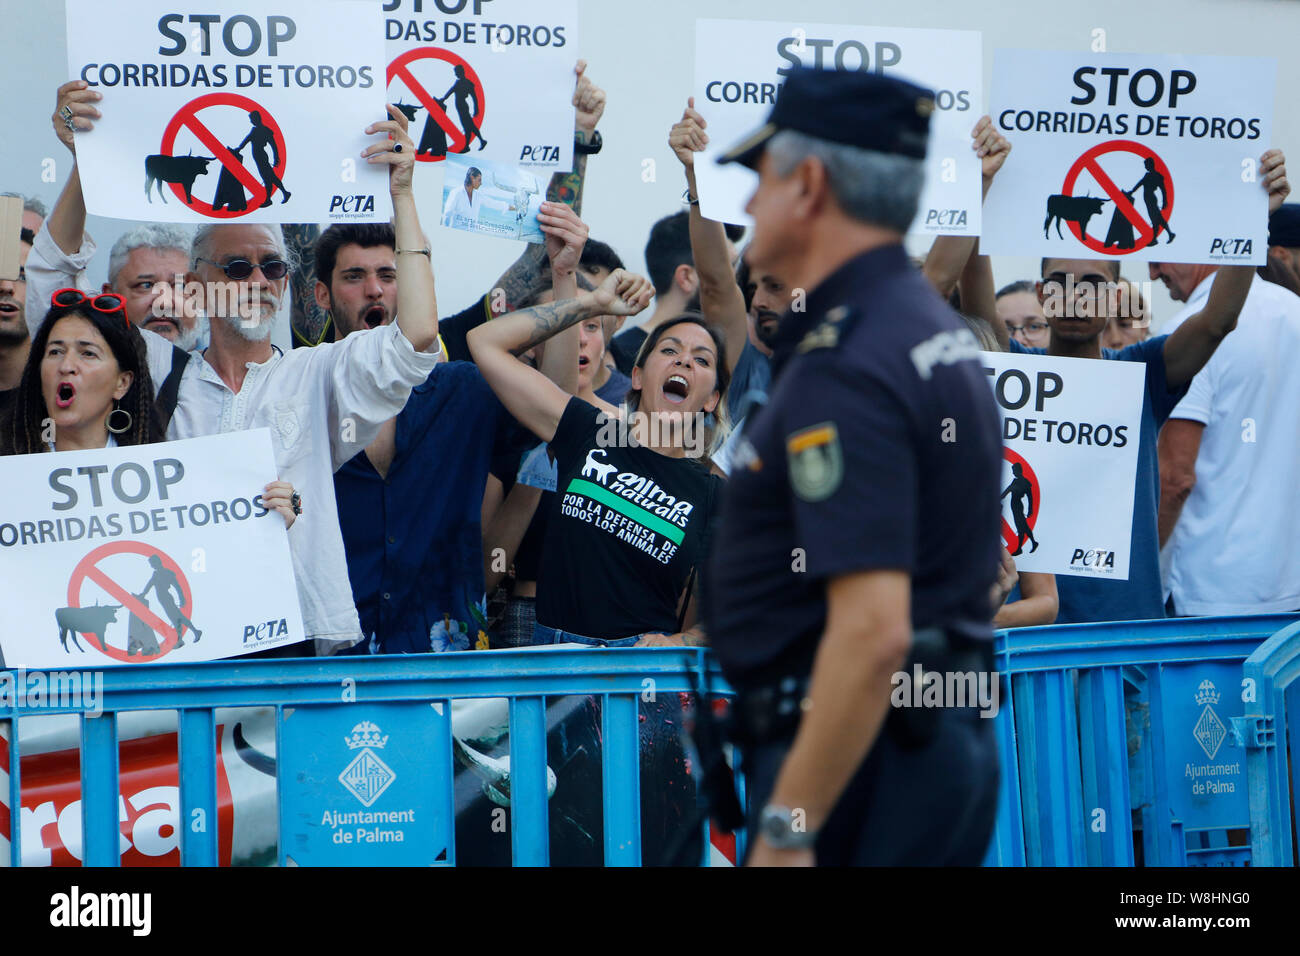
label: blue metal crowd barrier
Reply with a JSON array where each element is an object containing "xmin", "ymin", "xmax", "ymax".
[
  {"xmin": 1, "ymin": 647, "xmax": 735, "ymax": 867},
  {"xmin": 986, "ymin": 614, "xmax": 1300, "ymax": 867}
]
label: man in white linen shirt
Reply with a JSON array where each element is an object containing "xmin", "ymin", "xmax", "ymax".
[{"xmin": 27, "ymin": 84, "xmax": 441, "ymax": 653}]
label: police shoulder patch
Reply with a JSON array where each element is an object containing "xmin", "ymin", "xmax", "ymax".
[
  {"xmin": 787, "ymin": 422, "xmax": 843, "ymax": 501},
  {"xmin": 796, "ymin": 305, "xmax": 852, "ymax": 354}
]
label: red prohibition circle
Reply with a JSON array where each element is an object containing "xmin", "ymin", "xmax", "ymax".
[
  {"xmin": 1060, "ymin": 139, "xmax": 1174, "ymax": 256},
  {"xmin": 1001, "ymin": 448, "xmax": 1041, "ymax": 554},
  {"xmin": 159, "ymin": 92, "xmax": 287, "ymax": 218},
  {"xmin": 66, "ymin": 540, "xmax": 194, "ymax": 663},
  {"xmin": 386, "ymin": 46, "xmax": 487, "ymax": 162}
]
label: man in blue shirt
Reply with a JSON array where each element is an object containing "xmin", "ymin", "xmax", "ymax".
[
  {"xmin": 999, "ymin": 148, "xmax": 1289, "ymax": 624},
  {"xmin": 318, "ymin": 223, "xmax": 511, "ymax": 653}
]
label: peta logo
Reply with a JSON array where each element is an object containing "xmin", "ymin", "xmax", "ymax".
[
  {"xmin": 329, "ymin": 195, "xmax": 376, "ymax": 214},
  {"xmin": 243, "ymin": 618, "xmax": 290, "ymax": 643},
  {"xmin": 1070, "ymin": 548, "xmax": 1116, "ymax": 570},
  {"xmin": 909, "ymin": 328, "xmax": 981, "ymax": 380},
  {"xmin": 520, "ymin": 145, "xmax": 561, "ymax": 163},
  {"xmin": 1209, "ymin": 238, "xmax": 1253, "ymax": 257},
  {"xmin": 924, "ymin": 209, "xmax": 968, "ymax": 228}
]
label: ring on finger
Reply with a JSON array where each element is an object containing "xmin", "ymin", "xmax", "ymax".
[
  {"xmin": 393, "ymin": 143, "xmax": 403, "ymax": 153},
  {"xmin": 64, "ymin": 117, "xmax": 77, "ymax": 133},
  {"xmin": 290, "ymin": 491, "xmax": 302, "ymax": 516},
  {"xmin": 60, "ymin": 104, "xmax": 74, "ymax": 120}
]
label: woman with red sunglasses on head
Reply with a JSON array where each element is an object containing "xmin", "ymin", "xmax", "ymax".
[
  {"xmin": 2, "ymin": 289, "xmax": 157, "ymax": 452},
  {"xmin": 1, "ymin": 291, "xmax": 302, "ymax": 526}
]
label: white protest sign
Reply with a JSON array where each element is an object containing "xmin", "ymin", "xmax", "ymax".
[
  {"xmin": 0, "ymin": 431, "xmax": 305, "ymax": 668},
  {"xmin": 693, "ymin": 19, "xmax": 983, "ymax": 236},
  {"xmin": 384, "ymin": 0, "xmax": 578, "ymax": 171},
  {"xmin": 66, "ymin": 0, "xmax": 390, "ymax": 225},
  {"xmin": 983, "ymin": 50, "xmax": 1276, "ymax": 266},
  {"xmin": 981, "ymin": 351, "xmax": 1144, "ymax": 580}
]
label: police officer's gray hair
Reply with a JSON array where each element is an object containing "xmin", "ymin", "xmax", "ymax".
[
  {"xmin": 0, "ymin": 193, "xmax": 48, "ymax": 219},
  {"xmin": 107, "ymin": 224, "xmax": 194, "ymax": 289},
  {"xmin": 766, "ymin": 130, "xmax": 924, "ymax": 233},
  {"xmin": 191, "ymin": 224, "xmax": 298, "ymax": 274}
]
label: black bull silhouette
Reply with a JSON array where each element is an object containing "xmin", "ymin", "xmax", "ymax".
[
  {"xmin": 145, "ymin": 153, "xmax": 215, "ymax": 205},
  {"xmin": 1044, "ymin": 193, "xmax": 1110, "ymax": 240},
  {"xmin": 55, "ymin": 602, "xmax": 120, "ymax": 652}
]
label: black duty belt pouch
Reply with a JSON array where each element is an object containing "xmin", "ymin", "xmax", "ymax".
[{"xmin": 731, "ymin": 629, "xmax": 995, "ymax": 752}]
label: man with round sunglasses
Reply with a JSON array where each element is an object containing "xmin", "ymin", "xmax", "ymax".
[{"xmin": 27, "ymin": 83, "xmax": 443, "ymax": 656}]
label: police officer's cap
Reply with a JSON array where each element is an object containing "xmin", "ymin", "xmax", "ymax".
[
  {"xmin": 1268, "ymin": 204, "xmax": 1300, "ymax": 248},
  {"xmin": 717, "ymin": 67, "xmax": 935, "ymax": 170}
]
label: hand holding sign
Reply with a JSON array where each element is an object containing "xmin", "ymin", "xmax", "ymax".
[
  {"xmin": 670, "ymin": 97, "xmax": 710, "ymax": 171},
  {"xmin": 971, "ymin": 114, "xmax": 1011, "ymax": 198},
  {"xmin": 1260, "ymin": 148, "xmax": 1290, "ymax": 213},
  {"xmin": 573, "ymin": 59, "xmax": 606, "ymax": 134},
  {"xmin": 538, "ymin": 201, "xmax": 589, "ymax": 277},
  {"xmin": 364, "ymin": 105, "xmax": 417, "ymax": 199},
  {"xmin": 52, "ymin": 79, "xmax": 101, "ymax": 155}
]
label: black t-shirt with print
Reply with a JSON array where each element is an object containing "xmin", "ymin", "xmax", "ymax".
[{"xmin": 537, "ymin": 398, "xmax": 722, "ymax": 639}]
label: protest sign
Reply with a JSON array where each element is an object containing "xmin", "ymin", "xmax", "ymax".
[
  {"xmin": 384, "ymin": 0, "xmax": 578, "ymax": 171},
  {"xmin": 693, "ymin": 19, "xmax": 983, "ymax": 235},
  {"xmin": 439, "ymin": 155, "xmax": 544, "ymax": 242},
  {"xmin": 981, "ymin": 350, "xmax": 1144, "ymax": 579},
  {"xmin": 65, "ymin": 0, "xmax": 390, "ymax": 225},
  {"xmin": 982, "ymin": 50, "xmax": 1276, "ymax": 265},
  {"xmin": 0, "ymin": 430, "xmax": 304, "ymax": 668}
]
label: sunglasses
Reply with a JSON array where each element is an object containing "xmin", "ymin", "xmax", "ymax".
[
  {"xmin": 195, "ymin": 257, "xmax": 290, "ymax": 281},
  {"xmin": 50, "ymin": 288, "xmax": 128, "ymax": 327}
]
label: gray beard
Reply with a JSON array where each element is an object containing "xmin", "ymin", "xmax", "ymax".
[
  {"xmin": 217, "ymin": 309, "xmax": 274, "ymax": 342},
  {"xmin": 174, "ymin": 313, "xmax": 209, "ymax": 352}
]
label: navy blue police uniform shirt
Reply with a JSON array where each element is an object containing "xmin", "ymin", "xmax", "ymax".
[
  {"xmin": 334, "ymin": 360, "xmax": 511, "ymax": 654},
  {"xmin": 1008, "ymin": 336, "xmax": 1187, "ymax": 624},
  {"xmin": 705, "ymin": 245, "xmax": 1004, "ymax": 686}
]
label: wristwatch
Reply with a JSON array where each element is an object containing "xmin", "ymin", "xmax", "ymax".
[
  {"xmin": 575, "ymin": 129, "xmax": 603, "ymax": 155},
  {"xmin": 759, "ymin": 804, "xmax": 817, "ymax": 850}
]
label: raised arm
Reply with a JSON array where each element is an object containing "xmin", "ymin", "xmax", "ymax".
[
  {"xmin": 1163, "ymin": 149, "xmax": 1288, "ymax": 387},
  {"xmin": 922, "ymin": 116, "xmax": 1010, "ymax": 313},
  {"xmin": 486, "ymin": 61, "xmax": 605, "ymax": 317},
  {"xmin": 534, "ymin": 202, "xmax": 590, "ymax": 397},
  {"xmin": 468, "ymin": 270, "xmax": 652, "ymax": 442},
  {"xmin": 671, "ymin": 98, "xmax": 749, "ymax": 374},
  {"xmin": 363, "ymin": 104, "xmax": 438, "ymax": 353}
]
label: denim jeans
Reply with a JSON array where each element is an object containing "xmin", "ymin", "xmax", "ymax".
[{"xmin": 531, "ymin": 623, "xmax": 644, "ymax": 648}]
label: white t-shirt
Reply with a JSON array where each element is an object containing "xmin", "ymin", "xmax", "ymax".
[{"xmin": 1164, "ymin": 273, "xmax": 1300, "ymax": 614}]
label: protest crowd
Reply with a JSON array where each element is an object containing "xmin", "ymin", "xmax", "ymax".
[{"xmin": 3, "ymin": 9, "xmax": 1300, "ymax": 868}]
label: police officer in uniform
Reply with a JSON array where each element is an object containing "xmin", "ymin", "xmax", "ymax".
[{"xmin": 703, "ymin": 67, "xmax": 1005, "ymax": 866}]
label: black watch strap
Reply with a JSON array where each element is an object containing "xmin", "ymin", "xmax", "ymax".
[{"xmin": 575, "ymin": 129, "xmax": 603, "ymax": 155}]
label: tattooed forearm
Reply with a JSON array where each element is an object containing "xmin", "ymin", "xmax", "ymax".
[
  {"xmin": 508, "ymin": 296, "xmax": 595, "ymax": 356},
  {"xmin": 546, "ymin": 152, "xmax": 588, "ymax": 217},
  {"xmin": 282, "ymin": 223, "xmax": 330, "ymax": 346},
  {"xmin": 490, "ymin": 243, "xmax": 549, "ymax": 317}
]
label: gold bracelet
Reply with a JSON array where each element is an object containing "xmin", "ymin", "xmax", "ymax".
[{"xmin": 396, "ymin": 247, "xmax": 431, "ymax": 257}]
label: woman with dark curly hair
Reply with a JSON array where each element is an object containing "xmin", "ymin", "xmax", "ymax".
[
  {"xmin": 2, "ymin": 290, "xmax": 302, "ymax": 528},
  {"xmin": 2, "ymin": 289, "xmax": 159, "ymax": 452}
]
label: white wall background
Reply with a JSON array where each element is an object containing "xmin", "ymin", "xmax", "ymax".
[{"xmin": 3, "ymin": 0, "xmax": 1296, "ymax": 331}]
